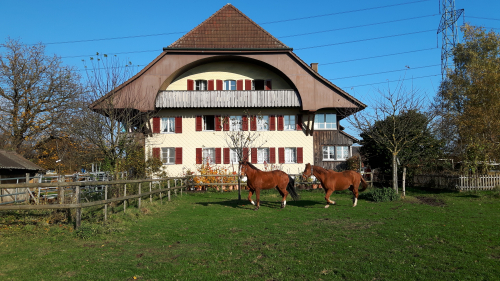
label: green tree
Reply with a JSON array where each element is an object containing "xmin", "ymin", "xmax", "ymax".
[{"xmin": 435, "ymin": 24, "xmax": 500, "ymax": 173}]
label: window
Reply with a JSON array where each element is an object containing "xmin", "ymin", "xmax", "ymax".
[
  {"xmin": 257, "ymin": 115, "xmax": 269, "ymax": 131},
  {"xmin": 314, "ymin": 113, "xmax": 337, "ymax": 129},
  {"xmin": 195, "ymin": 80, "xmax": 207, "ymax": 91},
  {"xmin": 230, "ymin": 116, "xmax": 242, "ymax": 131},
  {"xmin": 203, "ymin": 115, "xmax": 215, "ymax": 131},
  {"xmin": 224, "ymin": 80, "xmax": 236, "ymax": 90},
  {"xmin": 252, "ymin": 80, "xmax": 265, "ymax": 90},
  {"xmin": 161, "ymin": 117, "xmax": 175, "ymax": 133},
  {"xmin": 322, "ymin": 146, "xmax": 349, "ymax": 161},
  {"xmin": 285, "ymin": 147, "xmax": 296, "ymax": 163},
  {"xmin": 284, "ymin": 115, "xmax": 295, "ymax": 130},
  {"xmin": 203, "ymin": 148, "xmax": 215, "ymax": 164},
  {"xmin": 336, "ymin": 146, "xmax": 349, "ymax": 160},
  {"xmin": 161, "ymin": 148, "xmax": 175, "ymax": 164},
  {"xmin": 230, "ymin": 149, "xmax": 239, "ymax": 164},
  {"xmin": 257, "ymin": 148, "xmax": 269, "ymax": 164}
]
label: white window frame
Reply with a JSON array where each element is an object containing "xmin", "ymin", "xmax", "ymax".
[
  {"xmin": 223, "ymin": 80, "xmax": 236, "ymax": 90},
  {"xmin": 230, "ymin": 148, "xmax": 239, "ymax": 164},
  {"xmin": 161, "ymin": 147, "xmax": 175, "ymax": 164},
  {"xmin": 322, "ymin": 145, "xmax": 350, "ymax": 161},
  {"xmin": 257, "ymin": 115, "xmax": 269, "ymax": 131},
  {"xmin": 314, "ymin": 113, "xmax": 337, "ymax": 130},
  {"xmin": 203, "ymin": 148, "xmax": 215, "ymax": 165},
  {"xmin": 195, "ymin": 80, "xmax": 207, "ymax": 91},
  {"xmin": 230, "ymin": 116, "xmax": 242, "ymax": 131},
  {"xmin": 336, "ymin": 146, "xmax": 349, "ymax": 161},
  {"xmin": 285, "ymin": 147, "xmax": 296, "ymax": 163},
  {"xmin": 203, "ymin": 115, "xmax": 215, "ymax": 131},
  {"xmin": 283, "ymin": 115, "xmax": 295, "ymax": 131},
  {"xmin": 161, "ymin": 117, "xmax": 175, "ymax": 133},
  {"xmin": 257, "ymin": 148, "xmax": 269, "ymax": 164},
  {"xmin": 322, "ymin": 146, "xmax": 335, "ymax": 161}
]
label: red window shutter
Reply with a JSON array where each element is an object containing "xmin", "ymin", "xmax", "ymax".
[
  {"xmin": 223, "ymin": 116, "xmax": 230, "ymax": 131},
  {"xmin": 216, "ymin": 80, "xmax": 223, "ymax": 90},
  {"xmin": 242, "ymin": 115, "xmax": 248, "ymax": 131},
  {"xmin": 223, "ymin": 148, "xmax": 230, "ymax": 164},
  {"xmin": 265, "ymin": 80, "xmax": 272, "ymax": 90},
  {"xmin": 153, "ymin": 147, "xmax": 161, "ymax": 160},
  {"xmin": 250, "ymin": 115, "xmax": 257, "ymax": 131},
  {"xmin": 215, "ymin": 115, "xmax": 222, "ymax": 131},
  {"xmin": 237, "ymin": 80, "xmax": 243, "ymax": 90},
  {"xmin": 153, "ymin": 117, "xmax": 160, "ymax": 133},
  {"xmin": 245, "ymin": 79, "xmax": 252, "ymax": 90},
  {"xmin": 251, "ymin": 148, "xmax": 257, "ymax": 164},
  {"xmin": 208, "ymin": 80, "xmax": 214, "ymax": 91},
  {"xmin": 277, "ymin": 115, "xmax": 284, "ymax": 131},
  {"xmin": 215, "ymin": 148, "xmax": 222, "ymax": 164},
  {"xmin": 187, "ymin": 79, "xmax": 194, "ymax": 91},
  {"xmin": 196, "ymin": 148, "xmax": 202, "ymax": 164},
  {"xmin": 296, "ymin": 114, "xmax": 302, "ymax": 131},
  {"xmin": 278, "ymin": 147, "xmax": 285, "ymax": 164},
  {"xmin": 269, "ymin": 148, "xmax": 276, "ymax": 164},
  {"xmin": 175, "ymin": 116, "xmax": 182, "ymax": 133},
  {"xmin": 297, "ymin": 147, "xmax": 303, "ymax": 163},
  {"xmin": 175, "ymin": 147, "xmax": 182, "ymax": 164},
  {"xmin": 243, "ymin": 147, "xmax": 249, "ymax": 162},
  {"xmin": 269, "ymin": 115, "xmax": 276, "ymax": 131},
  {"xmin": 196, "ymin": 116, "xmax": 202, "ymax": 131}
]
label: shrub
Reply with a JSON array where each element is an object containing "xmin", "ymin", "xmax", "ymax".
[{"xmin": 360, "ymin": 187, "xmax": 400, "ymax": 202}]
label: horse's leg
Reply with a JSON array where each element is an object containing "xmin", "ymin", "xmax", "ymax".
[
  {"xmin": 248, "ymin": 189, "xmax": 255, "ymax": 206},
  {"xmin": 277, "ymin": 186, "xmax": 288, "ymax": 208},
  {"xmin": 254, "ymin": 189, "xmax": 261, "ymax": 211},
  {"xmin": 324, "ymin": 188, "xmax": 335, "ymax": 208},
  {"xmin": 349, "ymin": 186, "xmax": 359, "ymax": 207}
]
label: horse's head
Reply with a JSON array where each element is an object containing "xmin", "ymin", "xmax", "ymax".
[
  {"xmin": 239, "ymin": 161, "xmax": 248, "ymax": 177},
  {"xmin": 301, "ymin": 163, "xmax": 312, "ymax": 181}
]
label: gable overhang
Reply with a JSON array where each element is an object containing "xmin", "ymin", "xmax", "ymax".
[{"xmin": 90, "ymin": 49, "xmax": 366, "ymax": 116}]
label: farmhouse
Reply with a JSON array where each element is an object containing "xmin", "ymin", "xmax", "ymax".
[{"xmin": 91, "ymin": 4, "xmax": 366, "ymax": 176}]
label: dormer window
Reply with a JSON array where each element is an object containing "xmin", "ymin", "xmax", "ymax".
[
  {"xmin": 252, "ymin": 79, "xmax": 272, "ymax": 90},
  {"xmin": 196, "ymin": 80, "xmax": 207, "ymax": 91},
  {"xmin": 224, "ymin": 80, "xmax": 236, "ymax": 90}
]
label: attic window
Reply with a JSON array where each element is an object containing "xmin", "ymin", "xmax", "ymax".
[
  {"xmin": 196, "ymin": 80, "xmax": 207, "ymax": 91},
  {"xmin": 223, "ymin": 80, "xmax": 236, "ymax": 90},
  {"xmin": 252, "ymin": 80, "xmax": 272, "ymax": 90}
]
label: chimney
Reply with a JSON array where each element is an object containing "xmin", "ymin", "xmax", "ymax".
[{"xmin": 310, "ymin": 63, "xmax": 318, "ymax": 73}]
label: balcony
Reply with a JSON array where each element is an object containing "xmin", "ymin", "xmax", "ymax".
[{"xmin": 155, "ymin": 90, "xmax": 301, "ymax": 108}]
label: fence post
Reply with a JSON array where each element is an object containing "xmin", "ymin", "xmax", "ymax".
[
  {"xmin": 59, "ymin": 176, "xmax": 65, "ymax": 205},
  {"xmin": 124, "ymin": 184, "xmax": 127, "ymax": 213},
  {"xmin": 26, "ymin": 173, "xmax": 30, "ymax": 204},
  {"xmin": 138, "ymin": 183, "xmax": 142, "ymax": 209},
  {"xmin": 104, "ymin": 184, "xmax": 108, "ymax": 221},
  {"xmin": 75, "ymin": 185, "xmax": 81, "ymax": 230},
  {"xmin": 149, "ymin": 181, "xmax": 152, "ymax": 203},
  {"xmin": 402, "ymin": 167, "xmax": 406, "ymax": 198},
  {"xmin": 168, "ymin": 180, "xmax": 171, "ymax": 202},
  {"xmin": 174, "ymin": 179, "xmax": 177, "ymax": 196}
]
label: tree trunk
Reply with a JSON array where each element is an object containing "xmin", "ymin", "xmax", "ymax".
[{"xmin": 392, "ymin": 153, "xmax": 398, "ymax": 193}]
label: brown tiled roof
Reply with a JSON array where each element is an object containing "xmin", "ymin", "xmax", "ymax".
[
  {"xmin": 167, "ymin": 4, "xmax": 290, "ymax": 50},
  {"xmin": 0, "ymin": 149, "xmax": 44, "ymax": 171}
]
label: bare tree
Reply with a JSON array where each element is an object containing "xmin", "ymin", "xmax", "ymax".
[
  {"xmin": 347, "ymin": 80, "xmax": 434, "ymax": 191},
  {"xmin": 0, "ymin": 38, "xmax": 83, "ymax": 156},
  {"xmin": 76, "ymin": 54, "xmax": 154, "ymax": 176}
]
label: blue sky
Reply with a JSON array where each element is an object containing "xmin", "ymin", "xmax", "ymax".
[{"xmin": 1, "ymin": 0, "xmax": 499, "ymax": 138}]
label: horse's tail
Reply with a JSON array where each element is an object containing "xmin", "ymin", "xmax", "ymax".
[
  {"xmin": 359, "ymin": 174, "xmax": 369, "ymax": 192},
  {"xmin": 286, "ymin": 175, "xmax": 300, "ymax": 201}
]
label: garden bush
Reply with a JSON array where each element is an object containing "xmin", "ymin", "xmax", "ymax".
[{"xmin": 360, "ymin": 187, "xmax": 400, "ymax": 202}]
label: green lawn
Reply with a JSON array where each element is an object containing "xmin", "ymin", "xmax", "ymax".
[{"xmin": 0, "ymin": 188, "xmax": 499, "ymax": 280}]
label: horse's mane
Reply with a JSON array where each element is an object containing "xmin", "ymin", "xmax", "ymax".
[
  {"xmin": 312, "ymin": 165, "xmax": 329, "ymax": 174},
  {"xmin": 242, "ymin": 161, "xmax": 262, "ymax": 171}
]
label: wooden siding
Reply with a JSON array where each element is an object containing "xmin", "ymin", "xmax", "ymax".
[
  {"xmin": 313, "ymin": 130, "xmax": 355, "ymax": 171},
  {"xmin": 156, "ymin": 90, "xmax": 301, "ymax": 108}
]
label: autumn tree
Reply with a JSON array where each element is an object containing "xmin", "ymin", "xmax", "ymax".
[
  {"xmin": 435, "ymin": 24, "xmax": 500, "ymax": 173},
  {"xmin": 348, "ymin": 82, "xmax": 435, "ymax": 191},
  {"xmin": 0, "ymin": 38, "xmax": 84, "ymax": 156}
]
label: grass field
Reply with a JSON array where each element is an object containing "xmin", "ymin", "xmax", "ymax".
[{"xmin": 0, "ymin": 187, "xmax": 499, "ymax": 280}]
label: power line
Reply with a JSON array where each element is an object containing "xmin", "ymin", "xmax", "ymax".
[
  {"xmin": 466, "ymin": 16, "xmax": 500, "ymax": 21},
  {"xmin": 330, "ymin": 64, "xmax": 441, "ymax": 80},
  {"xmin": 321, "ymin": 47, "xmax": 437, "ymax": 65},
  {"xmin": 280, "ymin": 14, "xmax": 438, "ymax": 38},
  {"xmin": 62, "ymin": 49, "xmax": 159, "ymax": 59},
  {"xmin": 295, "ymin": 29, "xmax": 435, "ymax": 50},
  {"xmin": 43, "ymin": 31, "xmax": 187, "ymax": 46},
  {"xmin": 260, "ymin": 0, "xmax": 431, "ymax": 24},
  {"xmin": 342, "ymin": 74, "xmax": 441, "ymax": 88}
]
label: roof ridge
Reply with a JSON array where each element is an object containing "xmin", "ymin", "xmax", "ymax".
[{"xmin": 168, "ymin": 4, "xmax": 289, "ymax": 49}]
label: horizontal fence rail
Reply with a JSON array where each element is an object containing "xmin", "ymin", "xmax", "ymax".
[{"xmin": 414, "ymin": 174, "xmax": 500, "ymax": 191}]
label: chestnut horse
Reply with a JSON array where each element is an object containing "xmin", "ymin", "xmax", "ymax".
[
  {"xmin": 240, "ymin": 161, "xmax": 299, "ymax": 210},
  {"xmin": 302, "ymin": 163, "xmax": 368, "ymax": 208}
]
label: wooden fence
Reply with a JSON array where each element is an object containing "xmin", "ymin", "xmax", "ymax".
[{"xmin": 414, "ymin": 174, "xmax": 500, "ymax": 191}]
